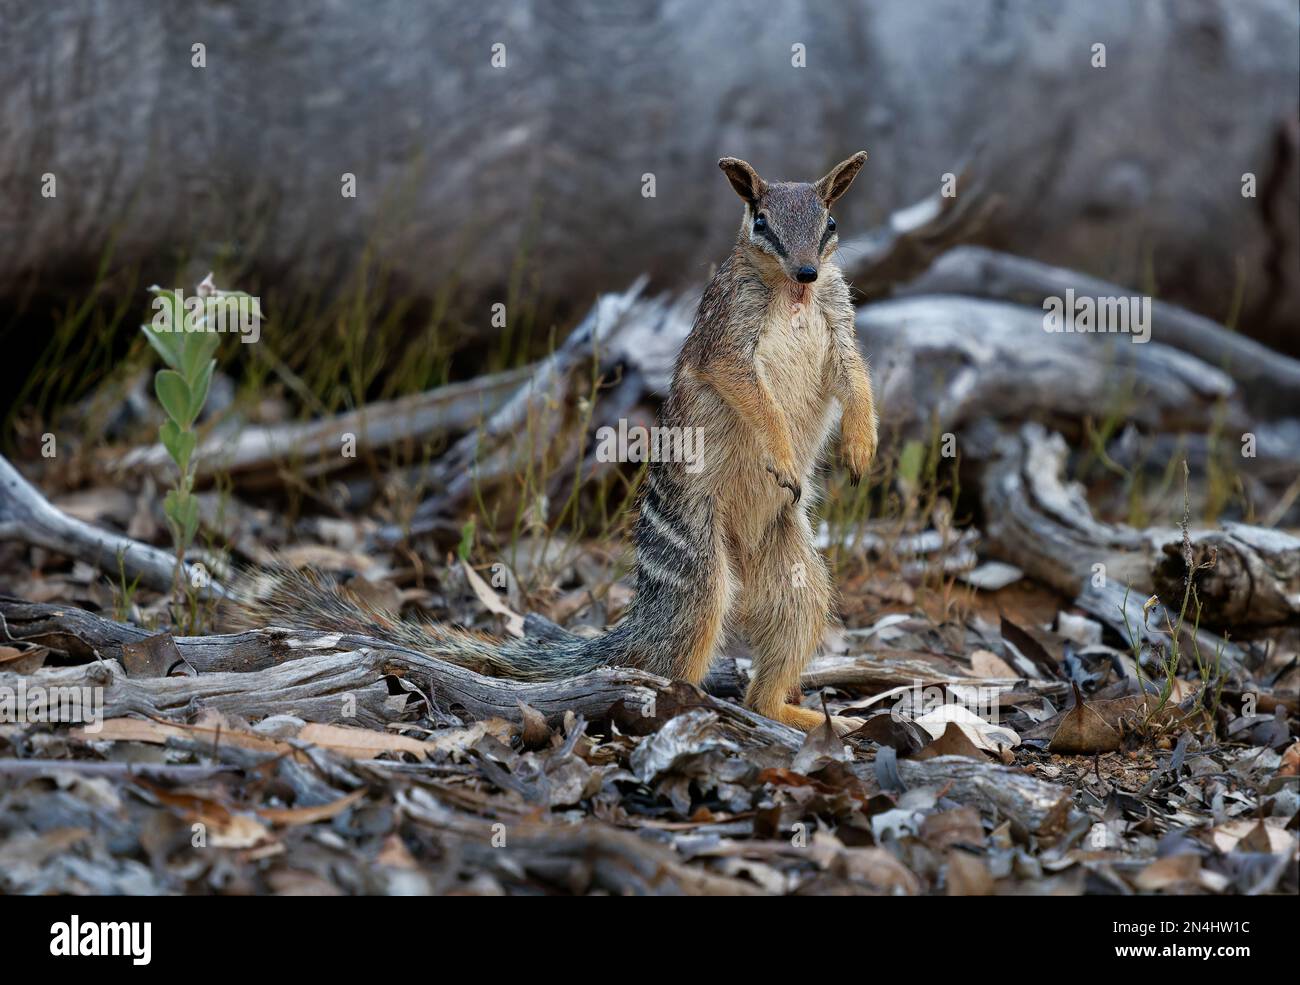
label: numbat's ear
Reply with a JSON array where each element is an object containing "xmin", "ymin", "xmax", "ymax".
[
  {"xmin": 718, "ymin": 157, "xmax": 768, "ymax": 205},
  {"xmin": 814, "ymin": 150, "xmax": 868, "ymax": 207}
]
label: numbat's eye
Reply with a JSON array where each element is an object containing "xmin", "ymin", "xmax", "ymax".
[
  {"xmin": 827, "ymin": 216, "xmax": 836, "ymax": 232},
  {"xmin": 753, "ymin": 215, "xmax": 767, "ymax": 232}
]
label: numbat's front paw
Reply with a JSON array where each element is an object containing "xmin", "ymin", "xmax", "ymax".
[
  {"xmin": 842, "ymin": 419, "xmax": 877, "ymax": 485},
  {"xmin": 764, "ymin": 460, "xmax": 802, "ymax": 504}
]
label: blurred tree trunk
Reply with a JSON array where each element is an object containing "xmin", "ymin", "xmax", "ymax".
[{"xmin": 1, "ymin": 0, "xmax": 1296, "ymax": 350}]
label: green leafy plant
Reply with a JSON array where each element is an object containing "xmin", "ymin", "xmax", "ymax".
[{"xmin": 140, "ymin": 277, "xmax": 249, "ymax": 599}]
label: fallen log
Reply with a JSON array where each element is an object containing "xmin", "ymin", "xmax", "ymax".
[
  {"xmin": 978, "ymin": 422, "xmax": 1163, "ymax": 596},
  {"xmin": 895, "ymin": 757, "xmax": 1075, "ymax": 838},
  {"xmin": 1075, "ymin": 579, "xmax": 1252, "ymax": 682},
  {"xmin": 9, "ymin": 0, "xmax": 1296, "ymax": 346},
  {"xmin": 835, "ymin": 151, "xmax": 1000, "ymax": 299},
  {"xmin": 857, "ymin": 298, "xmax": 1241, "ymax": 445},
  {"xmin": 1152, "ymin": 523, "xmax": 1300, "ymax": 629},
  {"xmin": 897, "ymin": 246, "xmax": 1300, "ymax": 419},
  {"xmin": 976, "ymin": 423, "xmax": 1256, "ymax": 680},
  {"xmin": 115, "ymin": 364, "xmax": 529, "ymax": 488},
  {"xmin": 0, "ymin": 454, "xmax": 225, "ymax": 598},
  {"xmin": 394, "ymin": 262, "xmax": 1248, "ymax": 536},
  {"xmin": 0, "ymin": 596, "xmax": 1067, "ymax": 706},
  {"xmin": 0, "ymin": 595, "xmax": 802, "ymax": 747}
]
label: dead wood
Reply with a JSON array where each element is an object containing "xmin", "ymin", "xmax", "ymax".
[
  {"xmin": 976, "ymin": 424, "xmax": 1255, "ymax": 681},
  {"xmin": 0, "ymin": 594, "xmax": 1081, "ymax": 827},
  {"xmin": 1075, "ymin": 569, "xmax": 1252, "ymax": 684},
  {"xmin": 0, "ymin": 453, "xmax": 225, "ymax": 598},
  {"xmin": 0, "ymin": 596, "xmax": 1069, "ymax": 709},
  {"xmin": 11, "ymin": 2, "xmax": 1297, "ymax": 346},
  {"xmin": 801, "ymin": 652, "xmax": 1067, "ymax": 703},
  {"xmin": 978, "ymin": 422, "xmax": 1159, "ymax": 596},
  {"xmin": 395, "ymin": 252, "xmax": 1248, "ymax": 538},
  {"xmin": 0, "ymin": 760, "xmax": 239, "ymax": 782},
  {"xmin": 1152, "ymin": 523, "xmax": 1300, "ymax": 628},
  {"xmin": 836, "ymin": 154, "xmax": 1000, "ymax": 298},
  {"xmin": 0, "ymin": 595, "xmax": 802, "ymax": 746},
  {"xmin": 395, "ymin": 280, "xmax": 669, "ymax": 533},
  {"xmin": 894, "ymin": 757, "xmax": 1074, "ymax": 837},
  {"xmin": 116, "ymin": 365, "xmax": 530, "ymax": 489},
  {"xmin": 897, "ymin": 246, "xmax": 1300, "ymax": 419},
  {"xmin": 857, "ymin": 298, "xmax": 1241, "ymax": 445}
]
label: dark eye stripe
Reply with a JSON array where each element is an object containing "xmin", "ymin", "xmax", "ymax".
[
  {"xmin": 819, "ymin": 225, "xmax": 836, "ymax": 252},
  {"xmin": 756, "ymin": 223, "xmax": 788, "ymax": 258}
]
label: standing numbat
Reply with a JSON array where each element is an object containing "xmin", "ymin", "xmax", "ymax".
[{"xmin": 242, "ymin": 152, "xmax": 878, "ymax": 732}]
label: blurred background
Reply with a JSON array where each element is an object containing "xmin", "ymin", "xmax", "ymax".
[{"xmin": 2, "ymin": 0, "xmax": 1297, "ymax": 432}]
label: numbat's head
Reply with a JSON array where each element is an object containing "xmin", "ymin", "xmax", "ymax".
[{"xmin": 718, "ymin": 151, "xmax": 867, "ymax": 287}]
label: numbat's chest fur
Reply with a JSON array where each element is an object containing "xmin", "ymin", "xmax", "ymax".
[{"xmin": 755, "ymin": 279, "xmax": 840, "ymax": 460}]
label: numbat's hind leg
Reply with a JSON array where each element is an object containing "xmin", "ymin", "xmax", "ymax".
[{"xmin": 736, "ymin": 509, "xmax": 837, "ymax": 731}]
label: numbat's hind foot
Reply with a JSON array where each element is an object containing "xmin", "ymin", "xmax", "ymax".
[{"xmin": 769, "ymin": 702, "xmax": 865, "ymax": 734}]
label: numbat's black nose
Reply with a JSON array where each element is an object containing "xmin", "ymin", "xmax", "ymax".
[{"xmin": 795, "ymin": 266, "xmax": 818, "ymax": 283}]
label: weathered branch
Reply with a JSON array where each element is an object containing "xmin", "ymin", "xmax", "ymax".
[
  {"xmin": 978, "ymin": 422, "xmax": 1162, "ymax": 596},
  {"xmin": 857, "ymin": 298, "xmax": 1241, "ymax": 445},
  {"xmin": 973, "ymin": 425, "xmax": 1254, "ymax": 681},
  {"xmin": 0, "ymin": 454, "xmax": 225, "ymax": 598},
  {"xmin": 895, "ymin": 757, "xmax": 1074, "ymax": 837},
  {"xmin": 115, "ymin": 365, "xmax": 529, "ymax": 489},
  {"xmin": 1152, "ymin": 523, "xmax": 1300, "ymax": 628},
  {"xmin": 837, "ymin": 152, "xmax": 1000, "ymax": 297},
  {"xmin": 898, "ymin": 247, "xmax": 1300, "ymax": 418}
]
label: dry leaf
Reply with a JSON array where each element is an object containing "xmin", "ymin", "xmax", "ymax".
[
  {"xmin": 121, "ymin": 632, "xmax": 186, "ymax": 678},
  {"xmin": 920, "ymin": 806, "xmax": 985, "ymax": 850},
  {"xmin": 75, "ymin": 717, "xmax": 303, "ymax": 758},
  {"xmin": 517, "ymin": 700, "xmax": 552, "ymax": 749},
  {"xmin": 0, "ymin": 645, "xmax": 48, "ymax": 674},
  {"xmin": 946, "ymin": 850, "xmax": 995, "ymax": 895},
  {"xmin": 256, "ymin": 789, "xmax": 366, "ymax": 826},
  {"xmin": 1279, "ymin": 741, "xmax": 1300, "ymax": 777},
  {"xmin": 913, "ymin": 721, "xmax": 988, "ymax": 760},
  {"xmin": 461, "ymin": 559, "xmax": 525, "ymax": 637},
  {"xmin": 913, "ymin": 704, "xmax": 1020, "ymax": 753},
  {"xmin": 968, "ymin": 649, "xmax": 1018, "ymax": 679},
  {"xmin": 297, "ymin": 722, "xmax": 431, "ymax": 761},
  {"xmin": 1048, "ymin": 682, "xmax": 1122, "ymax": 754},
  {"xmin": 1133, "ymin": 852, "xmax": 1201, "ymax": 891},
  {"xmin": 1208, "ymin": 818, "xmax": 1297, "ymax": 854}
]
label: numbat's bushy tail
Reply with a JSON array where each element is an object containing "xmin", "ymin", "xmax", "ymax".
[
  {"xmin": 235, "ymin": 566, "xmax": 638, "ymax": 682},
  {"xmin": 239, "ymin": 152, "xmax": 877, "ymax": 731}
]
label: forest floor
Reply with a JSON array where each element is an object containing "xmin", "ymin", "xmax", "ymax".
[{"xmin": 1, "ymin": 467, "xmax": 1295, "ymax": 896}]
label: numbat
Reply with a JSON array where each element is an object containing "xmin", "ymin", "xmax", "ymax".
[{"xmin": 246, "ymin": 152, "xmax": 878, "ymax": 732}]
